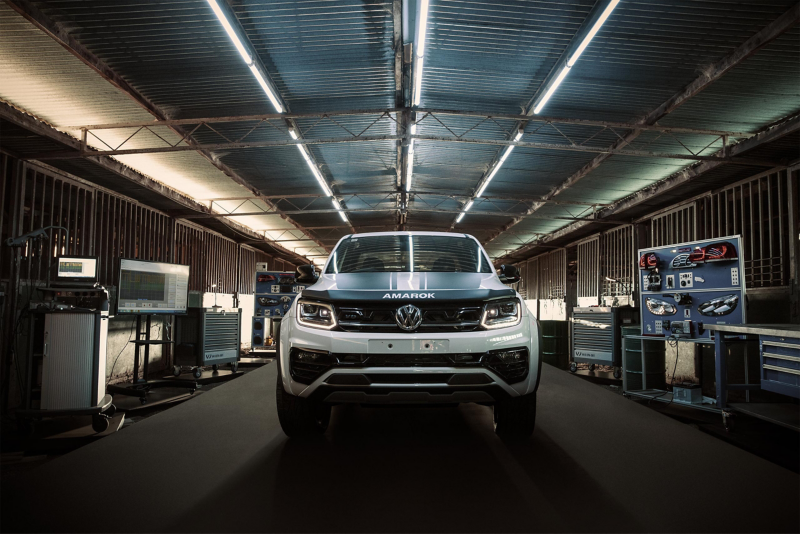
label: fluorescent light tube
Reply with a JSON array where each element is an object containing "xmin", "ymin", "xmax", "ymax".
[
  {"xmin": 464, "ymin": 200, "xmax": 474, "ymax": 212},
  {"xmin": 456, "ymin": 211, "xmax": 465, "ymax": 223},
  {"xmin": 567, "ymin": 0, "xmax": 620, "ymax": 67},
  {"xmin": 249, "ymin": 65, "xmax": 284, "ymax": 112},
  {"xmin": 413, "ymin": 57, "xmax": 424, "ymax": 106},
  {"xmin": 476, "ymin": 165, "xmax": 501, "ymax": 197},
  {"xmin": 533, "ymin": 65, "xmax": 571, "ymax": 114},
  {"xmin": 207, "ymin": 0, "xmax": 252, "ymax": 64},
  {"xmin": 500, "ymin": 146, "xmax": 514, "ymax": 163},
  {"xmin": 338, "ymin": 210, "xmax": 348, "ymax": 222},
  {"xmin": 405, "ymin": 157, "xmax": 414, "ymax": 192},
  {"xmin": 289, "ymin": 130, "xmax": 298, "ymax": 140},
  {"xmin": 514, "ymin": 130, "xmax": 523, "ymax": 141},
  {"xmin": 410, "ymin": 123, "xmax": 417, "ymax": 135},
  {"xmin": 416, "ymin": 0, "xmax": 430, "ymax": 57}
]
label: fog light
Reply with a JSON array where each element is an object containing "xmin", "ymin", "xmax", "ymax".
[
  {"xmin": 483, "ymin": 348, "xmax": 529, "ymax": 384},
  {"xmin": 495, "ymin": 350, "xmax": 525, "ymax": 363}
]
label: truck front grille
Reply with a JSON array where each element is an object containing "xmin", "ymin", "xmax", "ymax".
[{"xmin": 337, "ymin": 303, "xmax": 482, "ymax": 333}]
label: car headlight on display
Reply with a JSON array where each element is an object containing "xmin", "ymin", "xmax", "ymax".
[
  {"xmin": 698, "ymin": 295, "xmax": 738, "ymax": 316},
  {"xmin": 297, "ymin": 299, "xmax": 337, "ymax": 330},
  {"xmin": 645, "ymin": 297, "xmax": 678, "ymax": 316},
  {"xmin": 481, "ymin": 299, "xmax": 522, "ymax": 330}
]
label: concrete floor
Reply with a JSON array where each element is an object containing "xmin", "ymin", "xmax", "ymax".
[{"xmin": 2, "ymin": 364, "xmax": 799, "ymax": 533}]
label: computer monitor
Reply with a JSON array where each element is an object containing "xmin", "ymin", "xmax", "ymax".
[
  {"xmin": 54, "ymin": 256, "xmax": 98, "ymax": 284},
  {"xmin": 117, "ymin": 259, "xmax": 190, "ymax": 315}
]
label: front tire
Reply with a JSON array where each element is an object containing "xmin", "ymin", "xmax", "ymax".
[
  {"xmin": 493, "ymin": 392, "xmax": 537, "ymax": 439},
  {"xmin": 275, "ymin": 363, "xmax": 330, "ymax": 437}
]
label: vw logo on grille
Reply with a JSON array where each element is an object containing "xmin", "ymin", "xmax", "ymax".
[{"xmin": 395, "ymin": 304, "xmax": 422, "ymax": 331}]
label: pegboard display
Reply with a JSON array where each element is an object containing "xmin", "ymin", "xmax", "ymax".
[{"xmin": 638, "ymin": 235, "xmax": 746, "ymax": 339}]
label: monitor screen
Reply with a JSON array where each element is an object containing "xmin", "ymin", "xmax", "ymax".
[
  {"xmin": 56, "ymin": 256, "xmax": 98, "ymax": 282},
  {"xmin": 117, "ymin": 259, "xmax": 190, "ymax": 315}
]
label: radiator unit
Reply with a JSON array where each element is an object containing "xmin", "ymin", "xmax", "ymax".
[
  {"xmin": 41, "ymin": 311, "xmax": 108, "ymax": 410},
  {"xmin": 572, "ymin": 307, "xmax": 637, "ymax": 368},
  {"xmin": 175, "ymin": 308, "xmax": 241, "ymax": 369}
]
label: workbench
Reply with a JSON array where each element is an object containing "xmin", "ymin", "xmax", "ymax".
[{"xmin": 705, "ymin": 324, "xmax": 800, "ymax": 431}]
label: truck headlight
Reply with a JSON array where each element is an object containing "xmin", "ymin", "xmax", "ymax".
[
  {"xmin": 297, "ymin": 299, "xmax": 337, "ymax": 330},
  {"xmin": 481, "ymin": 298, "xmax": 522, "ymax": 330},
  {"xmin": 645, "ymin": 297, "xmax": 677, "ymax": 316}
]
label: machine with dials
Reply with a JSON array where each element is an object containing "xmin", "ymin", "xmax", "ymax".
[
  {"xmin": 638, "ymin": 235, "xmax": 746, "ymax": 339},
  {"xmin": 18, "ymin": 255, "xmax": 116, "ymax": 433}
]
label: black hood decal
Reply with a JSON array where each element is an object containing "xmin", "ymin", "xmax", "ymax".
[{"xmin": 331, "ymin": 272, "xmax": 486, "ymax": 291}]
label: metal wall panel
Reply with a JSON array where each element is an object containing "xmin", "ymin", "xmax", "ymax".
[
  {"xmin": 577, "ymin": 237, "xmax": 599, "ymax": 306},
  {"xmin": 651, "ymin": 203, "xmax": 696, "ymax": 247},
  {"xmin": 93, "ymin": 191, "xmax": 173, "ymax": 286},
  {"xmin": 702, "ymin": 170, "xmax": 791, "ymax": 288},
  {"xmin": 539, "ymin": 249, "xmax": 566, "ymax": 300},
  {"xmin": 600, "ymin": 225, "xmax": 635, "ymax": 300}
]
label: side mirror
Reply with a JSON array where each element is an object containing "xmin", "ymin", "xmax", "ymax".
[
  {"xmin": 296, "ymin": 264, "xmax": 319, "ymax": 284},
  {"xmin": 498, "ymin": 264, "xmax": 520, "ymax": 284}
]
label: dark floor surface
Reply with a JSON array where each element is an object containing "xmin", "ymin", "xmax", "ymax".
[{"xmin": 2, "ymin": 364, "xmax": 799, "ymax": 533}]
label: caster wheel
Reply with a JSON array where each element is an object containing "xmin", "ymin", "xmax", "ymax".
[
  {"xmin": 92, "ymin": 414, "xmax": 110, "ymax": 433},
  {"xmin": 569, "ymin": 362, "xmax": 577, "ymax": 373},
  {"xmin": 613, "ymin": 368, "xmax": 622, "ymax": 379},
  {"xmin": 104, "ymin": 404, "xmax": 117, "ymax": 418},
  {"xmin": 588, "ymin": 364, "xmax": 596, "ymax": 372},
  {"xmin": 193, "ymin": 367, "xmax": 203, "ymax": 379},
  {"xmin": 139, "ymin": 397, "xmax": 148, "ymax": 405},
  {"xmin": 230, "ymin": 361, "xmax": 239, "ymax": 373},
  {"xmin": 212, "ymin": 364, "xmax": 219, "ymax": 372},
  {"xmin": 173, "ymin": 365, "xmax": 181, "ymax": 377}
]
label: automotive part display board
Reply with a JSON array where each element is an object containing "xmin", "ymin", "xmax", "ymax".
[
  {"xmin": 638, "ymin": 235, "xmax": 745, "ymax": 339},
  {"xmin": 254, "ymin": 271, "xmax": 305, "ymax": 318}
]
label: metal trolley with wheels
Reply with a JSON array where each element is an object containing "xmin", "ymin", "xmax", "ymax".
[{"xmin": 173, "ymin": 307, "xmax": 242, "ymax": 380}]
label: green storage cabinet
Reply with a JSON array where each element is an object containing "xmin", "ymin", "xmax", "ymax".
[
  {"xmin": 541, "ymin": 320, "xmax": 569, "ymax": 370},
  {"xmin": 621, "ymin": 326, "xmax": 665, "ymax": 392}
]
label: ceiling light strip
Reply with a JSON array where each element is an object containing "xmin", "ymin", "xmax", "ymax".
[
  {"xmin": 412, "ymin": 0, "xmax": 430, "ymax": 107},
  {"xmin": 207, "ymin": 0, "xmax": 284, "ymax": 113},
  {"xmin": 533, "ymin": 0, "xmax": 620, "ymax": 115}
]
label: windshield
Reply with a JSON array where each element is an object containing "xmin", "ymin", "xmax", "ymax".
[{"xmin": 326, "ymin": 235, "xmax": 494, "ymax": 274}]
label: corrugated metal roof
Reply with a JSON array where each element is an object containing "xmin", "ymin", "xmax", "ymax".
[{"xmin": 2, "ymin": 0, "xmax": 798, "ymax": 263}]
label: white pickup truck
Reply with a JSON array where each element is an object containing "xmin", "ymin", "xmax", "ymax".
[{"xmin": 275, "ymin": 231, "xmax": 541, "ymax": 438}]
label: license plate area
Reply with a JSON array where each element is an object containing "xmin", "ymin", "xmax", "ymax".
[{"xmin": 368, "ymin": 339, "xmax": 450, "ymax": 353}]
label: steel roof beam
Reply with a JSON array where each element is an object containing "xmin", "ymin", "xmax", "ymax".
[
  {"xmin": 496, "ymin": 113, "xmax": 800, "ymax": 263},
  {"xmin": 0, "ymin": 103, "xmax": 312, "ymax": 265},
  {"xmin": 179, "ymin": 207, "xmax": 625, "ymax": 224},
  {"xmin": 486, "ymin": 2, "xmax": 800, "ymax": 247},
  {"xmin": 4, "ymin": 0, "xmax": 329, "ymax": 254},
  {"xmin": 30, "ymin": 135, "xmax": 780, "ymax": 167},
  {"xmin": 198, "ymin": 193, "xmax": 610, "ymax": 207},
  {"xmin": 65, "ymin": 109, "xmax": 751, "ymax": 138}
]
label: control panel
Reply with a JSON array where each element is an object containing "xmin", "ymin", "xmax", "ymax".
[{"xmin": 639, "ymin": 236, "xmax": 745, "ymax": 339}]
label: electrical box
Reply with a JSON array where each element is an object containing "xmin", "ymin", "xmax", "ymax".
[
  {"xmin": 672, "ymin": 383, "xmax": 703, "ymax": 405},
  {"xmin": 638, "ymin": 236, "xmax": 745, "ymax": 339}
]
